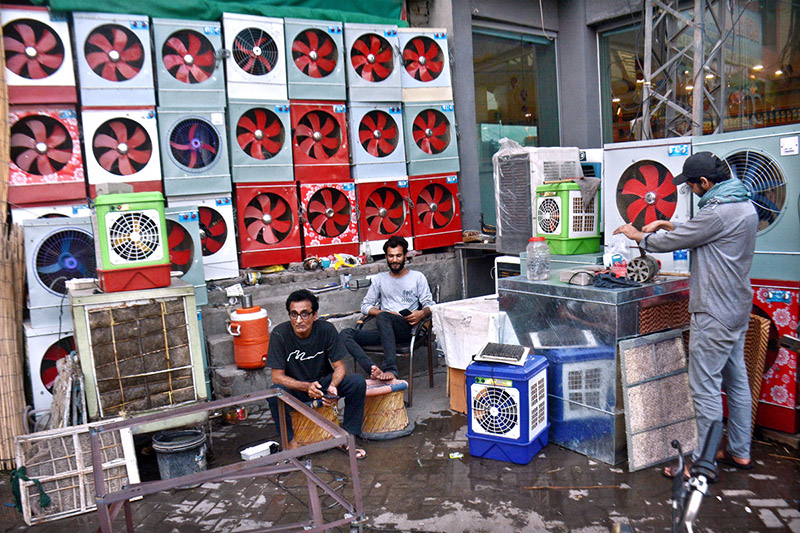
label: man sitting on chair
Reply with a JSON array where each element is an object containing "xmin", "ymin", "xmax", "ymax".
[
  {"xmin": 342, "ymin": 235, "xmax": 435, "ymax": 381},
  {"xmin": 266, "ymin": 289, "xmax": 366, "ymax": 458}
]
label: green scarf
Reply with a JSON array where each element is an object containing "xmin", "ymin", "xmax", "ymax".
[{"xmin": 697, "ymin": 178, "xmax": 751, "ymax": 209}]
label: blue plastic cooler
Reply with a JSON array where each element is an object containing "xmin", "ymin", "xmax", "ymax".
[{"xmin": 466, "ymin": 355, "xmax": 549, "ymax": 464}]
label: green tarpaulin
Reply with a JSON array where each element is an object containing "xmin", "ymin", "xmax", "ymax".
[{"xmin": 31, "ymin": 0, "xmax": 407, "ymax": 26}]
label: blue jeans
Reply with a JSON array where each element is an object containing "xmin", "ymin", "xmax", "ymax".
[
  {"xmin": 342, "ymin": 312, "xmax": 412, "ymax": 375},
  {"xmin": 688, "ymin": 312, "xmax": 751, "ymax": 461},
  {"xmin": 267, "ymin": 373, "xmax": 366, "ymax": 444}
]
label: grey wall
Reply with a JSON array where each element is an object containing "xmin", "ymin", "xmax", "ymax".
[{"xmin": 556, "ymin": 0, "xmax": 603, "ymax": 148}]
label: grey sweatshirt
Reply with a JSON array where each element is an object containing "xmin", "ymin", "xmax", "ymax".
[
  {"xmin": 642, "ymin": 199, "xmax": 758, "ymax": 330},
  {"xmin": 360, "ymin": 270, "xmax": 434, "ymax": 315}
]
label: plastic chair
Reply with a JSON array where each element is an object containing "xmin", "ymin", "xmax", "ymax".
[{"xmin": 354, "ymin": 285, "xmax": 439, "ymax": 407}]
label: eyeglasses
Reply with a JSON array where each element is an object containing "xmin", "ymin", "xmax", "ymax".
[{"xmin": 289, "ymin": 310, "xmax": 313, "ymax": 320}]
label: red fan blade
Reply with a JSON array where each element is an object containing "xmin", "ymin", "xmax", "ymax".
[
  {"xmin": 116, "ymin": 61, "xmax": 139, "ymax": 80},
  {"xmin": 425, "ymin": 60, "xmax": 443, "ymax": 74},
  {"xmin": 368, "ymin": 214, "xmax": 383, "ymax": 233},
  {"xmin": 386, "ymin": 204, "xmax": 404, "ymax": 219},
  {"xmin": 352, "ymin": 38, "xmax": 370, "ymax": 55},
  {"xmin": 316, "ymin": 57, "xmax": 336, "ymax": 74},
  {"xmin": 259, "ymin": 224, "xmax": 279, "ymax": 244},
  {"xmin": 127, "ymin": 147, "xmax": 151, "ymax": 165},
  {"xmin": 421, "ymin": 211, "xmax": 436, "ymax": 228},
  {"xmin": 127, "ymin": 126, "xmax": 147, "ymax": 149},
  {"xmin": 331, "ymin": 193, "xmax": 348, "ymax": 212},
  {"xmin": 168, "ymin": 223, "xmax": 184, "ymax": 248},
  {"xmin": 640, "ymin": 164, "xmax": 661, "ymax": 191},
  {"xmin": 299, "ymin": 137, "xmax": 316, "ymax": 155},
  {"xmin": 428, "ymin": 134, "xmax": 447, "ymax": 152},
  {"xmin": 644, "ymin": 205, "xmax": 659, "ymax": 225},
  {"xmin": 317, "ymin": 35, "xmax": 333, "ymax": 57},
  {"xmin": 261, "ymin": 138, "xmax": 282, "ymax": 155},
  {"xmin": 170, "ymin": 247, "xmax": 191, "ymax": 266},
  {"xmin": 655, "ymin": 199, "xmax": 677, "ymax": 218},
  {"xmin": 375, "ymin": 48, "xmax": 392, "ymax": 63},
  {"xmin": 245, "ymin": 218, "xmax": 265, "ymax": 239},
  {"xmin": 306, "ymin": 30, "xmax": 319, "ymax": 51},
  {"xmin": 417, "ymin": 65, "xmax": 434, "ymax": 82},
  {"xmin": 306, "ymin": 112, "xmax": 321, "ymax": 132},
  {"xmin": 413, "ymin": 113, "xmax": 428, "ymax": 132},
  {"xmin": 98, "ymin": 150, "xmax": 119, "ymax": 171},
  {"xmin": 193, "ymin": 49, "xmax": 215, "ymax": 67},
  {"xmin": 311, "ymin": 141, "xmax": 328, "ymax": 160},
  {"xmin": 359, "ymin": 128, "xmax": 375, "ymax": 146},
  {"xmin": 264, "ymin": 118, "xmax": 281, "ymax": 137},
  {"xmin": 432, "ymin": 185, "xmax": 444, "ymax": 205},
  {"xmin": 115, "ymin": 154, "xmax": 135, "ymax": 174},
  {"xmin": 26, "ymin": 60, "xmax": 48, "ymax": 80},
  {"xmin": 5, "ymin": 54, "xmax": 29, "ymax": 75},
  {"xmin": 371, "ymin": 63, "xmax": 390, "ymax": 80},
  {"xmin": 307, "ymin": 199, "xmax": 326, "ymax": 214},
  {"xmin": 626, "ymin": 198, "xmax": 648, "ymax": 223},
  {"xmin": 621, "ymin": 178, "xmax": 647, "ymax": 198},
  {"xmin": 270, "ymin": 199, "xmax": 288, "ymax": 220},
  {"xmin": 381, "ymin": 216, "xmax": 400, "ymax": 234},
  {"xmin": 320, "ymin": 134, "xmax": 339, "ymax": 150},
  {"xmin": 324, "ymin": 218, "xmax": 341, "ymax": 236},
  {"xmin": 319, "ymin": 115, "xmax": 336, "ymax": 136},
  {"xmin": 14, "ymin": 149, "xmax": 37, "ymax": 172},
  {"xmin": 292, "ymin": 39, "xmax": 310, "ymax": 55},
  {"xmin": 21, "ymin": 119, "xmax": 47, "ymax": 142},
  {"xmin": 309, "ymin": 213, "xmax": 326, "ymax": 234},
  {"xmin": 187, "ymin": 33, "xmax": 203, "ymax": 58},
  {"xmin": 109, "ymin": 121, "xmax": 128, "ymax": 144},
  {"xmin": 361, "ymin": 113, "xmax": 377, "ymax": 132},
  {"xmin": 433, "ymin": 210, "xmax": 451, "ymax": 227},
  {"xmin": 94, "ymin": 132, "xmax": 119, "ymax": 150},
  {"xmin": 271, "ymin": 218, "xmax": 292, "ymax": 234},
  {"xmin": 198, "ymin": 142, "xmax": 217, "ymax": 155},
  {"xmin": 47, "ymin": 148, "xmax": 72, "ymax": 164},
  {"xmin": 207, "ymin": 217, "xmax": 226, "ymax": 237},
  {"xmin": 15, "ymin": 23, "xmax": 37, "ymax": 47},
  {"xmin": 11, "ymin": 132, "xmax": 37, "ymax": 150},
  {"xmin": 36, "ymin": 154, "xmax": 56, "ymax": 175},
  {"xmin": 255, "ymin": 193, "xmax": 272, "ymax": 215},
  {"xmin": 412, "ymin": 38, "xmax": 426, "ymax": 56},
  {"xmin": 295, "ymin": 123, "xmax": 314, "ymax": 139},
  {"xmin": 37, "ymin": 28, "xmax": 57, "ymax": 53},
  {"xmin": 378, "ymin": 138, "xmax": 395, "ymax": 154},
  {"xmin": 655, "ymin": 175, "xmax": 677, "ymax": 199},
  {"xmin": 87, "ymin": 31, "xmax": 114, "ymax": 53},
  {"xmin": 424, "ymin": 41, "xmax": 439, "ymax": 61},
  {"xmin": 166, "ymin": 36, "xmax": 188, "ymax": 56},
  {"xmin": 120, "ymin": 42, "xmax": 143, "ymax": 63},
  {"xmin": 4, "ymin": 35, "xmax": 27, "ymax": 54},
  {"xmin": 419, "ymin": 187, "xmax": 434, "ymax": 206},
  {"xmin": 112, "ymin": 28, "xmax": 128, "ymax": 50}
]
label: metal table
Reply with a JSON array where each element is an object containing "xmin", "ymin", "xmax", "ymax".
[{"xmin": 498, "ymin": 274, "xmax": 690, "ymax": 464}]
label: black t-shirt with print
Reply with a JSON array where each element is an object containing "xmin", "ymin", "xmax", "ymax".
[{"xmin": 266, "ymin": 320, "xmax": 347, "ymax": 382}]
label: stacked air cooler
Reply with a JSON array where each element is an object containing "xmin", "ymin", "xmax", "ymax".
[
  {"xmin": 398, "ymin": 28, "xmax": 462, "ymax": 250},
  {"xmin": 345, "ymin": 23, "xmax": 411, "ymax": 256},
  {"xmin": 693, "ymin": 125, "xmax": 800, "ymax": 433},
  {"xmin": 152, "ymin": 17, "xmax": 236, "ymax": 281},
  {"xmin": 2, "ymin": 5, "xmax": 85, "ymax": 415}
]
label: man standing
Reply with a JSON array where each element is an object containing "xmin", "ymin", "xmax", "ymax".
[
  {"xmin": 266, "ymin": 289, "xmax": 366, "ymax": 458},
  {"xmin": 342, "ymin": 236, "xmax": 435, "ymax": 381},
  {"xmin": 614, "ymin": 151, "xmax": 758, "ymax": 476}
]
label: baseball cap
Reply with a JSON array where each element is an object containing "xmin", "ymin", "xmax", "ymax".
[{"xmin": 673, "ymin": 152, "xmax": 719, "ymax": 185}]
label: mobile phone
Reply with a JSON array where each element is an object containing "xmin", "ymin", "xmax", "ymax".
[
  {"xmin": 323, "ymin": 393, "xmax": 339, "ymax": 400},
  {"xmin": 399, "ymin": 308, "xmax": 412, "ymax": 317}
]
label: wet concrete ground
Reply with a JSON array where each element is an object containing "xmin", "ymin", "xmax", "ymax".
[{"xmin": 2, "ymin": 368, "xmax": 799, "ymax": 532}]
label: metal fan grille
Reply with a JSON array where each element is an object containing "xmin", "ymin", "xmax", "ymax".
[
  {"xmin": 35, "ymin": 229, "xmax": 96, "ymax": 295},
  {"xmin": 725, "ymin": 150, "xmax": 786, "ymax": 232},
  {"xmin": 472, "ymin": 386, "xmax": 519, "ymax": 435},
  {"xmin": 415, "ymin": 183, "xmax": 454, "ymax": 229},
  {"xmin": 402, "ymin": 35, "xmax": 444, "ymax": 82},
  {"xmin": 537, "ymin": 197, "xmax": 560, "ymax": 234},
  {"xmin": 84, "ymin": 24, "xmax": 144, "ymax": 81},
  {"xmin": 244, "ymin": 192, "xmax": 293, "ymax": 245},
  {"xmin": 93, "ymin": 117, "xmax": 152, "ymax": 176},
  {"xmin": 10, "ymin": 115, "xmax": 73, "ymax": 175},
  {"xmin": 233, "ymin": 27, "xmax": 278, "ymax": 76},
  {"xmin": 365, "ymin": 187, "xmax": 406, "ymax": 235},
  {"xmin": 168, "ymin": 118, "xmax": 220, "ymax": 171},
  {"xmin": 108, "ymin": 212, "xmax": 161, "ymax": 262},
  {"xmin": 3, "ymin": 18, "xmax": 65, "ymax": 79},
  {"xmin": 616, "ymin": 160, "xmax": 677, "ymax": 230},
  {"xmin": 306, "ymin": 187, "xmax": 351, "ymax": 238}
]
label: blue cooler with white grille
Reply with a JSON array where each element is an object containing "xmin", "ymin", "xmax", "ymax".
[{"xmin": 466, "ymin": 355, "xmax": 549, "ymax": 464}]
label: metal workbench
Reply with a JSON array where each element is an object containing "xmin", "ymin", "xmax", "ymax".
[{"xmin": 498, "ymin": 275, "xmax": 690, "ymax": 464}]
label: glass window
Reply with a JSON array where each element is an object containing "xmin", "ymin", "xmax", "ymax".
[
  {"xmin": 473, "ymin": 28, "xmax": 558, "ymax": 225},
  {"xmin": 600, "ymin": 1, "xmax": 800, "ymax": 143}
]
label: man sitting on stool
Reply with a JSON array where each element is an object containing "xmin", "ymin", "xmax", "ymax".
[
  {"xmin": 342, "ymin": 236, "xmax": 435, "ymax": 381},
  {"xmin": 266, "ymin": 289, "xmax": 367, "ymax": 458}
]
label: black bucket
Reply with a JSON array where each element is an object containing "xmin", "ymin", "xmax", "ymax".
[{"xmin": 151, "ymin": 429, "xmax": 207, "ymax": 480}]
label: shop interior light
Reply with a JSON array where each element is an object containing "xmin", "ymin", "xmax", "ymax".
[
  {"xmin": 705, "ymin": 73, "xmax": 715, "ymax": 79},
  {"xmin": 612, "ymin": 97, "xmax": 621, "ymax": 103},
  {"xmin": 752, "ymin": 64, "xmax": 764, "ymax": 71},
  {"xmin": 685, "ymin": 85, "xmax": 693, "ymax": 91},
  {"xmin": 775, "ymin": 69, "xmax": 783, "ymax": 76}
]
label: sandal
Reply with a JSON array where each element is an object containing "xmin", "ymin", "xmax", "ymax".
[
  {"xmin": 337, "ymin": 445, "xmax": 367, "ymax": 460},
  {"xmin": 716, "ymin": 450, "xmax": 753, "ymax": 470}
]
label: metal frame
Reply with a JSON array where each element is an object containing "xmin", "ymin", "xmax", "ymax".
[{"xmin": 90, "ymin": 390, "xmax": 365, "ymax": 532}]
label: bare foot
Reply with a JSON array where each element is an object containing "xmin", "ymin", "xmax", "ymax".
[
  {"xmin": 285, "ymin": 438, "xmax": 299, "ymax": 450},
  {"xmin": 378, "ymin": 371, "xmax": 396, "ymax": 381},
  {"xmin": 370, "ymin": 365, "xmax": 383, "ymax": 380}
]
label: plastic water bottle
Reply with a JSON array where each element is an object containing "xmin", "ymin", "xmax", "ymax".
[
  {"xmin": 526, "ymin": 237, "xmax": 551, "ymax": 281},
  {"xmin": 673, "ymin": 249, "xmax": 689, "ymax": 273}
]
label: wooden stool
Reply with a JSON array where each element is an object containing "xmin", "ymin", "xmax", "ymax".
[
  {"xmin": 361, "ymin": 379, "xmax": 415, "ymax": 440},
  {"xmin": 289, "ymin": 404, "xmax": 339, "ymax": 446}
]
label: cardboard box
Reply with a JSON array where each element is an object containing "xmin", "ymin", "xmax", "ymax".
[{"xmin": 448, "ymin": 367, "xmax": 467, "ymax": 414}]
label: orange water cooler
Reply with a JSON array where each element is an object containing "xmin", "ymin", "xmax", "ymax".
[{"xmin": 228, "ymin": 295, "xmax": 270, "ymax": 369}]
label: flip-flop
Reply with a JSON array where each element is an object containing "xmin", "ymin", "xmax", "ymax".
[
  {"xmin": 716, "ymin": 450, "xmax": 753, "ymax": 470},
  {"xmin": 337, "ymin": 445, "xmax": 367, "ymax": 460}
]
